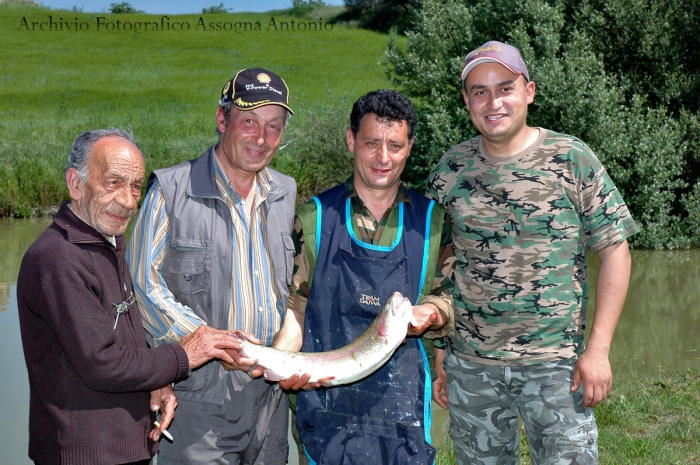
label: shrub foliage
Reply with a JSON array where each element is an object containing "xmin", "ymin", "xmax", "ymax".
[
  {"xmin": 341, "ymin": 0, "xmax": 421, "ymax": 33},
  {"xmin": 272, "ymin": 98, "xmax": 354, "ymax": 205},
  {"xmin": 386, "ymin": 0, "xmax": 700, "ymax": 249},
  {"xmin": 108, "ymin": 2, "xmax": 144, "ymax": 14}
]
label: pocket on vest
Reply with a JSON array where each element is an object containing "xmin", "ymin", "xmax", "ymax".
[
  {"xmin": 174, "ymin": 360, "xmax": 212, "ymax": 392},
  {"xmin": 282, "ymin": 233, "xmax": 294, "ymax": 285},
  {"xmin": 165, "ymin": 245, "xmax": 211, "ymax": 294}
]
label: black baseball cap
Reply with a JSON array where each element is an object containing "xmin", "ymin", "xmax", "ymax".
[{"xmin": 219, "ymin": 68, "xmax": 294, "ymax": 115}]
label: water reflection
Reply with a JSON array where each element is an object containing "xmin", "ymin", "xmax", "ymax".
[
  {"xmin": 1, "ymin": 217, "xmax": 699, "ymax": 462},
  {"xmin": 0, "ymin": 217, "xmax": 52, "ymax": 285},
  {"xmin": 0, "ymin": 283, "xmax": 31, "ymax": 465},
  {"xmin": 589, "ymin": 250, "xmax": 700, "ymax": 379},
  {"xmin": 0, "ymin": 283, "xmax": 10, "ymax": 311},
  {"xmin": 0, "ymin": 217, "xmax": 57, "ymax": 464}
]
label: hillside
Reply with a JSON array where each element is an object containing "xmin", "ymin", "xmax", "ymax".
[{"xmin": 0, "ymin": 2, "xmax": 392, "ymax": 214}]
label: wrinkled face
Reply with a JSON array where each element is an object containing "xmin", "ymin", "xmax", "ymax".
[
  {"xmin": 67, "ymin": 136, "xmax": 145, "ymax": 238},
  {"xmin": 348, "ymin": 114, "xmax": 413, "ymax": 194},
  {"xmin": 462, "ymin": 62, "xmax": 536, "ymax": 146},
  {"xmin": 216, "ymin": 105, "xmax": 287, "ymax": 179}
]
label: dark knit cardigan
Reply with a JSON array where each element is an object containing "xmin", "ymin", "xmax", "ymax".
[{"xmin": 17, "ymin": 202, "xmax": 190, "ymax": 465}]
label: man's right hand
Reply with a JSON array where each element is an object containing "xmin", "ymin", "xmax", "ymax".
[
  {"xmin": 217, "ymin": 331, "xmax": 265, "ymax": 377},
  {"xmin": 278, "ymin": 373, "xmax": 335, "ymax": 391},
  {"xmin": 432, "ymin": 347, "xmax": 449, "ymax": 409},
  {"xmin": 179, "ymin": 325, "xmax": 253, "ymax": 370}
]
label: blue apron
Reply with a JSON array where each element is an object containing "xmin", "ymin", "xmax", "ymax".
[{"xmin": 296, "ymin": 185, "xmax": 436, "ymax": 465}]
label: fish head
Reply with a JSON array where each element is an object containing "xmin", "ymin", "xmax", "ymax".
[
  {"xmin": 230, "ymin": 330, "xmax": 251, "ymax": 357},
  {"xmin": 389, "ymin": 292, "xmax": 411, "ymax": 317},
  {"xmin": 376, "ymin": 292, "xmax": 413, "ymax": 339},
  {"xmin": 231, "ymin": 330, "xmax": 245, "ymax": 342}
]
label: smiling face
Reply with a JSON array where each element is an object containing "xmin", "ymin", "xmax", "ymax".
[
  {"xmin": 348, "ymin": 114, "xmax": 413, "ymax": 197},
  {"xmin": 215, "ymin": 104, "xmax": 287, "ymax": 183},
  {"xmin": 66, "ymin": 136, "xmax": 145, "ymax": 238},
  {"xmin": 462, "ymin": 62, "xmax": 536, "ymax": 153}
]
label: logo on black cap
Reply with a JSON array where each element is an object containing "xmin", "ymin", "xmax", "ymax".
[{"xmin": 220, "ymin": 68, "xmax": 294, "ymax": 114}]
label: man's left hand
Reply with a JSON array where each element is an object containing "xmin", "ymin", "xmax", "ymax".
[
  {"xmin": 278, "ymin": 373, "xmax": 335, "ymax": 391},
  {"xmin": 220, "ymin": 348, "xmax": 265, "ymax": 378},
  {"xmin": 149, "ymin": 384, "xmax": 177, "ymax": 442},
  {"xmin": 219, "ymin": 331, "xmax": 265, "ymax": 378},
  {"xmin": 571, "ymin": 346, "xmax": 612, "ymax": 408},
  {"xmin": 407, "ymin": 303, "xmax": 443, "ymax": 336}
]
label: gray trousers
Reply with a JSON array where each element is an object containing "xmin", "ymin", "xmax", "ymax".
[
  {"xmin": 157, "ymin": 373, "xmax": 288, "ymax": 465},
  {"xmin": 445, "ymin": 353, "xmax": 598, "ymax": 465}
]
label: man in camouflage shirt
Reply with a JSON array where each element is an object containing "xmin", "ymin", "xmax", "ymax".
[{"xmin": 427, "ymin": 41, "xmax": 639, "ymax": 464}]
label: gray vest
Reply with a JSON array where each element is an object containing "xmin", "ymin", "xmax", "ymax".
[{"xmin": 152, "ymin": 145, "xmax": 296, "ymax": 404}]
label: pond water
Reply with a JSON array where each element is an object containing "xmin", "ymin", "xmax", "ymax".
[{"xmin": 1, "ymin": 217, "xmax": 699, "ymax": 463}]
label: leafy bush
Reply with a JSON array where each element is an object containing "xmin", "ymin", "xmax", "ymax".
[
  {"xmin": 290, "ymin": 0, "xmax": 326, "ymax": 18},
  {"xmin": 341, "ymin": 0, "xmax": 421, "ymax": 33},
  {"xmin": 109, "ymin": 2, "xmax": 144, "ymax": 14},
  {"xmin": 201, "ymin": 3, "xmax": 230, "ymax": 14},
  {"xmin": 386, "ymin": 0, "xmax": 700, "ymax": 248},
  {"xmin": 271, "ymin": 98, "xmax": 354, "ymax": 204}
]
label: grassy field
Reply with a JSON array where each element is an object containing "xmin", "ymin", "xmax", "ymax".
[
  {"xmin": 434, "ymin": 369, "xmax": 700, "ymax": 464},
  {"xmin": 0, "ymin": 1, "xmax": 391, "ymax": 215}
]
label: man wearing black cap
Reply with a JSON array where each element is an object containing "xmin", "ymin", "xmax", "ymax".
[
  {"xmin": 128, "ymin": 68, "xmax": 297, "ymax": 464},
  {"xmin": 427, "ymin": 42, "xmax": 639, "ymax": 464}
]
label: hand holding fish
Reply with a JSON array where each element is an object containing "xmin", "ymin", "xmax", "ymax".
[
  {"xmin": 407, "ymin": 303, "xmax": 443, "ymax": 336},
  {"xmin": 278, "ymin": 373, "xmax": 335, "ymax": 391},
  {"xmin": 218, "ymin": 331, "xmax": 265, "ymax": 376},
  {"xmin": 220, "ymin": 350, "xmax": 265, "ymax": 378},
  {"xmin": 179, "ymin": 324, "xmax": 253, "ymax": 370}
]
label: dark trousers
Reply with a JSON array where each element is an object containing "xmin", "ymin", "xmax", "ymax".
[{"xmin": 35, "ymin": 461, "xmax": 151, "ymax": 465}]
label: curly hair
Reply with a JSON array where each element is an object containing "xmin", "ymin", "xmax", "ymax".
[{"xmin": 349, "ymin": 89, "xmax": 417, "ymax": 140}]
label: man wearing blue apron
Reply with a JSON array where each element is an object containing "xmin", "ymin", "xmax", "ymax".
[{"xmin": 279, "ymin": 90, "xmax": 456, "ymax": 464}]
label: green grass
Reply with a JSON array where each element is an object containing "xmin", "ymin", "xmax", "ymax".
[
  {"xmin": 0, "ymin": 2, "xmax": 392, "ymax": 215},
  {"xmin": 435, "ymin": 369, "xmax": 700, "ymax": 464}
]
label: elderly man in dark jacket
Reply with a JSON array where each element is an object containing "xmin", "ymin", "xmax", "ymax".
[{"xmin": 17, "ymin": 129, "xmax": 247, "ymax": 465}]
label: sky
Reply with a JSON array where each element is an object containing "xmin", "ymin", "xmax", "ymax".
[{"xmin": 37, "ymin": 0, "xmax": 345, "ymax": 14}]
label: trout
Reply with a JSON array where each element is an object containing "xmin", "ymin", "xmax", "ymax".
[{"xmin": 233, "ymin": 292, "xmax": 416, "ymax": 386}]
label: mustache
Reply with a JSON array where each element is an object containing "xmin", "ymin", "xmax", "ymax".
[{"xmin": 105, "ymin": 205, "xmax": 136, "ymax": 220}]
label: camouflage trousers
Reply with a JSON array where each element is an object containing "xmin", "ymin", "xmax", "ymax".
[{"xmin": 444, "ymin": 353, "xmax": 598, "ymax": 465}]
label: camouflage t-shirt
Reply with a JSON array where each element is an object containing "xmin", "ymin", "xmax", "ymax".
[{"xmin": 426, "ymin": 129, "xmax": 639, "ymax": 365}]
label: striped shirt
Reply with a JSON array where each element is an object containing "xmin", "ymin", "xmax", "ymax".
[{"xmin": 128, "ymin": 155, "xmax": 282, "ymax": 347}]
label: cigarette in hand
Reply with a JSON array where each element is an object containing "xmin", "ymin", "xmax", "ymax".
[{"xmin": 154, "ymin": 421, "xmax": 174, "ymax": 441}]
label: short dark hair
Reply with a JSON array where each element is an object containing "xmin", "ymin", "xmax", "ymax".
[{"xmin": 349, "ymin": 89, "xmax": 417, "ymax": 140}]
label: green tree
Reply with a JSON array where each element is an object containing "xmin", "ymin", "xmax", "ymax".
[
  {"xmin": 108, "ymin": 2, "xmax": 144, "ymax": 13},
  {"xmin": 272, "ymin": 98, "xmax": 354, "ymax": 203},
  {"xmin": 290, "ymin": 0, "xmax": 326, "ymax": 18},
  {"xmin": 386, "ymin": 0, "xmax": 700, "ymax": 248},
  {"xmin": 341, "ymin": 0, "xmax": 421, "ymax": 33},
  {"xmin": 201, "ymin": 3, "xmax": 230, "ymax": 14}
]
